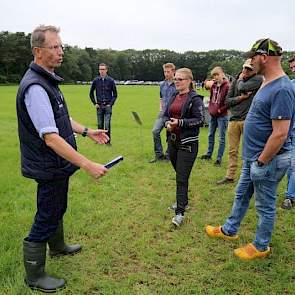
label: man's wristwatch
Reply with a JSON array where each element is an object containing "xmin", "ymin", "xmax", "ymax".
[
  {"xmin": 257, "ymin": 160, "xmax": 265, "ymax": 167},
  {"xmin": 82, "ymin": 127, "xmax": 88, "ymax": 137}
]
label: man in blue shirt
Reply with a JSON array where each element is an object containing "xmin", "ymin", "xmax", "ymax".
[
  {"xmin": 281, "ymin": 56, "xmax": 295, "ymax": 209},
  {"xmin": 149, "ymin": 63, "xmax": 176, "ymax": 163},
  {"xmin": 205, "ymin": 39, "xmax": 295, "ymax": 261},
  {"xmin": 89, "ymin": 63, "xmax": 117, "ymax": 145}
]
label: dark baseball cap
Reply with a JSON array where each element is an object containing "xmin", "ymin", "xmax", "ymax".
[{"xmin": 244, "ymin": 38, "xmax": 283, "ymax": 58}]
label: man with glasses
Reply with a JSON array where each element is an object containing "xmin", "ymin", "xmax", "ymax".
[
  {"xmin": 149, "ymin": 63, "xmax": 176, "ymax": 163},
  {"xmin": 16, "ymin": 25, "xmax": 109, "ymax": 292},
  {"xmin": 217, "ymin": 59, "xmax": 263, "ymax": 185},
  {"xmin": 281, "ymin": 56, "xmax": 295, "ymax": 209},
  {"xmin": 206, "ymin": 39, "xmax": 295, "ymax": 260},
  {"xmin": 89, "ymin": 63, "xmax": 117, "ymax": 145}
]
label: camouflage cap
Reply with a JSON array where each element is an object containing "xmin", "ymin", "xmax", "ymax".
[{"xmin": 244, "ymin": 38, "xmax": 282, "ymax": 58}]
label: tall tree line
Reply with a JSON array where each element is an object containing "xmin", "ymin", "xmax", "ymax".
[{"xmin": 0, "ymin": 31, "xmax": 294, "ymax": 84}]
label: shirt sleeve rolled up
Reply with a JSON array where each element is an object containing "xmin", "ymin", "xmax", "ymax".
[{"xmin": 24, "ymin": 84, "xmax": 59, "ymax": 139}]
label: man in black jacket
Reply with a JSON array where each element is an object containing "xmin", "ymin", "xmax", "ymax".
[
  {"xmin": 89, "ymin": 63, "xmax": 117, "ymax": 145},
  {"xmin": 16, "ymin": 25, "xmax": 109, "ymax": 293},
  {"xmin": 217, "ymin": 59, "xmax": 263, "ymax": 184}
]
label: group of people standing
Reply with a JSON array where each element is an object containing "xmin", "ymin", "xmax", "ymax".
[
  {"xmin": 150, "ymin": 39, "xmax": 295, "ymax": 262},
  {"xmin": 16, "ymin": 24, "xmax": 295, "ymax": 293}
]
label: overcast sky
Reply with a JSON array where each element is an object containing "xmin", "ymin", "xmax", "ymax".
[{"xmin": 1, "ymin": 0, "xmax": 294, "ymax": 53}]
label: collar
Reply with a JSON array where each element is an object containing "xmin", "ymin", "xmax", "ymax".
[
  {"xmin": 30, "ymin": 62, "xmax": 63, "ymax": 84},
  {"xmin": 98, "ymin": 75, "xmax": 108, "ymax": 80}
]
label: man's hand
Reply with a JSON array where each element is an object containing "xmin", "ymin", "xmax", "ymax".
[
  {"xmin": 83, "ymin": 161, "xmax": 108, "ymax": 180},
  {"xmin": 87, "ymin": 129, "xmax": 109, "ymax": 144},
  {"xmin": 95, "ymin": 104, "xmax": 100, "ymax": 109},
  {"xmin": 238, "ymin": 72, "xmax": 245, "ymax": 80},
  {"xmin": 239, "ymin": 92, "xmax": 252, "ymax": 101},
  {"xmin": 44, "ymin": 133, "xmax": 108, "ymax": 181}
]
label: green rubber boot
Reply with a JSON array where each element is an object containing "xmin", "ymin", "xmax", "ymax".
[
  {"xmin": 23, "ymin": 238, "xmax": 66, "ymax": 293},
  {"xmin": 48, "ymin": 221, "xmax": 82, "ymax": 257}
]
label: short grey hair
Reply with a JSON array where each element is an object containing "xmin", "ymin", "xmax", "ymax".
[{"xmin": 30, "ymin": 25, "xmax": 60, "ymax": 48}]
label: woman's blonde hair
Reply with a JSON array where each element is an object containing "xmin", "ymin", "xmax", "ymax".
[{"xmin": 176, "ymin": 68, "xmax": 195, "ymax": 90}]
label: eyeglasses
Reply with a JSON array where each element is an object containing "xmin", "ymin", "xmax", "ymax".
[
  {"xmin": 173, "ymin": 78, "xmax": 188, "ymax": 82},
  {"xmin": 39, "ymin": 44, "xmax": 64, "ymax": 51}
]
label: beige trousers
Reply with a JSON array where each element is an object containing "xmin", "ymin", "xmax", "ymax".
[{"xmin": 226, "ymin": 120, "xmax": 244, "ymax": 180}]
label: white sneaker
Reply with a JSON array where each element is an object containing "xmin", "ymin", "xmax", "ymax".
[
  {"xmin": 172, "ymin": 214, "xmax": 184, "ymax": 227},
  {"xmin": 168, "ymin": 203, "xmax": 190, "ymax": 211}
]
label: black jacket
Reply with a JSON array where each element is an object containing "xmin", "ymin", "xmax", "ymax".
[
  {"xmin": 163, "ymin": 90, "xmax": 204, "ymax": 145},
  {"xmin": 225, "ymin": 74, "xmax": 263, "ymax": 121},
  {"xmin": 16, "ymin": 62, "xmax": 79, "ymax": 180}
]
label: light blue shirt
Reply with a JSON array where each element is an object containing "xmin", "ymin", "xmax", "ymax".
[
  {"xmin": 159, "ymin": 80, "xmax": 176, "ymax": 111},
  {"xmin": 24, "ymin": 85, "xmax": 59, "ymax": 139}
]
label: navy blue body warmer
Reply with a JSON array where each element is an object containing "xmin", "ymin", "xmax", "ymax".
[{"xmin": 16, "ymin": 62, "xmax": 79, "ymax": 180}]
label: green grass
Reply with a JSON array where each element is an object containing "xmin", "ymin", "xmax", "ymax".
[{"xmin": 0, "ymin": 85, "xmax": 294, "ymax": 295}]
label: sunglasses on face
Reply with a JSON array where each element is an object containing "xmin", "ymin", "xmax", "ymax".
[{"xmin": 174, "ymin": 78, "xmax": 188, "ymax": 82}]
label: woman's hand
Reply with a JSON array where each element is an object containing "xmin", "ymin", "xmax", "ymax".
[
  {"xmin": 167, "ymin": 123, "xmax": 173, "ymax": 132},
  {"xmin": 169, "ymin": 118, "xmax": 179, "ymax": 127},
  {"xmin": 166, "ymin": 118, "xmax": 178, "ymax": 132}
]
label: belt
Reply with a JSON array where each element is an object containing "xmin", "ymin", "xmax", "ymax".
[
  {"xmin": 170, "ymin": 133, "xmax": 179, "ymax": 142},
  {"xmin": 99, "ymin": 100, "xmax": 111, "ymax": 105}
]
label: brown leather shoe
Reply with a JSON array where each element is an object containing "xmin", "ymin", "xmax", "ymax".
[{"xmin": 216, "ymin": 177, "xmax": 234, "ymax": 185}]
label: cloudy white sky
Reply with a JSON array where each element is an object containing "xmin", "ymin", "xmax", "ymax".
[{"xmin": 1, "ymin": 0, "xmax": 294, "ymax": 52}]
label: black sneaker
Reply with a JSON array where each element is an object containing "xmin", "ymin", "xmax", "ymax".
[
  {"xmin": 214, "ymin": 159, "xmax": 222, "ymax": 166},
  {"xmin": 200, "ymin": 154, "xmax": 211, "ymax": 160},
  {"xmin": 216, "ymin": 177, "xmax": 234, "ymax": 185},
  {"xmin": 281, "ymin": 198, "xmax": 295, "ymax": 210}
]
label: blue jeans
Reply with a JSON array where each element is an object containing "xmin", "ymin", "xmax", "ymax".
[
  {"xmin": 97, "ymin": 105, "xmax": 112, "ymax": 142},
  {"xmin": 206, "ymin": 115, "xmax": 228, "ymax": 160},
  {"xmin": 222, "ymin": 152, "xmax": 291, "ymax": 251},
  {"xmin": 152, "ymin": 114, "xmax": 167, "ymax": 158},
  {"xmin": 285, "ymin": 144, "xmax": 295, "ymax": 200}
]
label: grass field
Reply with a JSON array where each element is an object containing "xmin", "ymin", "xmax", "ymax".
[{"xmin": 0, "ymin": 85, "xmax": 295, "ymax": 295}]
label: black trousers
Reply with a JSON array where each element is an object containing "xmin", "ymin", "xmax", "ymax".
[
  {"xmin": 27, "ymin": 177, "xmax": 69, "ymax": 242},
  {"xmin": 168, "ymin": 139, "xmax": 198, "ymax": 215}
]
